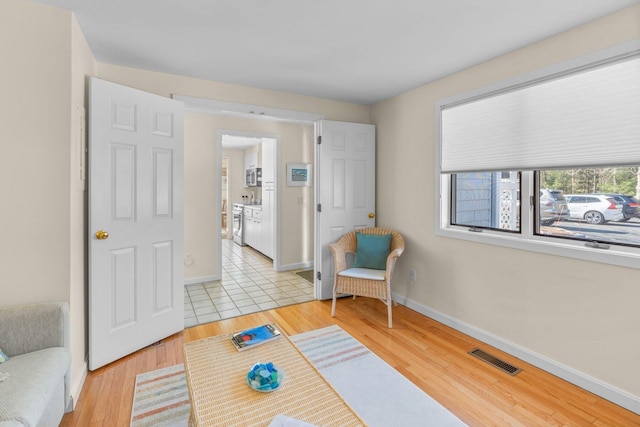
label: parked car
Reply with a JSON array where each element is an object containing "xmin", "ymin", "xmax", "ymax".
[
  {"xmin": 563, "ymin": 194, "xmax": 624, "ymax": 224},
  {"xmin": 598, "ymin": 194, "xmax": 639, "ymax": 221},
  {"xmin": 539, "ymin": 189, "xmax": 570, "ymax": 225}
]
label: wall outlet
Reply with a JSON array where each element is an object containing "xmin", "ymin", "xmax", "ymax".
[{"xmin": 409, "ymin": 269, "xmax": 416, "ymax": 282}]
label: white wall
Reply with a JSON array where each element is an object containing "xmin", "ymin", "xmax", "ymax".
[{"xmin": 372, "ymin": 4, "xmax": 640, "ymax": 406}]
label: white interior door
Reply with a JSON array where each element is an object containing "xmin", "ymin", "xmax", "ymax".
[
  {"xmin": 315, "ymin": 120, "xmax": 376, "ymax": 300},
  {"xmin": 88, "ymin": 78, "xmax": 184, "ymax": 370}
]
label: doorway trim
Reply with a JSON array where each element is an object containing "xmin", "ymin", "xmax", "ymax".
[
  {"xmin": 218, "ymin": 129, "xmax": 281, "ymax": 272},
  {"xmin": 174, "ymin": 95, "xmax": 323, "ymax": 285},
  {"xmin": 173, "ymin": 95, "xmax": 324, "ymax": 124}
]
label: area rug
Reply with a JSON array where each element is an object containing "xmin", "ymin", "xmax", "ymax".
[
  {"xmin": 291, "ymin": 325, "xmax": 466, "ymax": 427},
  {"xmin": 295, "ymin": 269, "xmax": 314, "ymax": 283},
  {"xmin": 131, "ymin": 325, "xmax": 466, "ymax": 426},
  {"xmin": 130, "ymin": 364, "xmax": 190, "ymax": 426}
]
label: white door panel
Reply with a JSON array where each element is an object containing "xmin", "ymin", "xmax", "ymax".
[
  {"xmin": 315, "ymin": 120, "xmax": 375, "ymax": 300},
  {"xmin": 89, "ymin": 78, "xmax": 184, "ymax": 370}
]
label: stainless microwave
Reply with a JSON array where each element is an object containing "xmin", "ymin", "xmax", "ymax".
[{"xmin": 245, "ymin": 167, "xmax": 262, "ymax": 187}]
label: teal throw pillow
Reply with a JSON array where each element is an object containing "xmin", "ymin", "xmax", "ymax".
[
  {"xmin": 353, "ymin": 232, "xmax": 392, "ymax": 270},
  {"xmin": 0, "ymin": 347, "xmax": 8, "ymax": 363}
]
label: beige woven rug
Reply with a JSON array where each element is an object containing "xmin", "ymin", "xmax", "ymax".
[{"xmin": 131, "ymin": 325, "xmax": 466, "ymax": 426}]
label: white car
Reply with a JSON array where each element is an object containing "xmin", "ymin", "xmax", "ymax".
[{"xmin": 563, "ymin": 194, "xmax": 624, "ymax": 224}]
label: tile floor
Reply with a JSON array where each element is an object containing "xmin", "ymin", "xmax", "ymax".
[{"xmin": 184, "ymin": 239, "xmax": 315, "ymax": 328}]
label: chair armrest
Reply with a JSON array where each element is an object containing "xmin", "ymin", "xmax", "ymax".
[
  {"xmin": 329, "ymin": 241, "xmax": 352, "ymax": 274},
  {"xmin": 0, "ymin": 302, "xmax": 69, "ymax": 357},
  {"xmin": 385, "ymin": 248, "xmax": 404, "ymax": 275}
]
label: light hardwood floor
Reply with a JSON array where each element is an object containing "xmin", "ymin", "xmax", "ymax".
[{"xmin": 62, "ymin": 299, "xmax": 640, "ymax": 426}]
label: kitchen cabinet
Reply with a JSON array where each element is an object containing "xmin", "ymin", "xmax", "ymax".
[
  {"xmin": 260, "ymin": 140, "xmax": 275, "ymax": 258},
  {"xmin": 243, "ymin": 205, "xmax": 263, "ymax": 253},
  {"xmin": 244, "ymin": 151, "xmax": 258, "ymax": 170}
]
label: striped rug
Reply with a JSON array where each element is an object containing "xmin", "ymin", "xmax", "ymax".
[
  {"xmin": 130, "ymin": 325, "xmax": 465, "ymax": 426},
  {"xmin": 290, "ymin": 325, "xmax": 466, "ymax": 427},
  {"xmin": 130, "ymin": 364, "xmax": 190, "ymax": 426}
]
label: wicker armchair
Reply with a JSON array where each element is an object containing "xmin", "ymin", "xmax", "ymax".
[{"xmin": 329, "ymin": 227, "xmax": 405, "ymax": 328}]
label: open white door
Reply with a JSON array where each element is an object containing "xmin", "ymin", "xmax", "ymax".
[
  {"xmin": 315, "ymin": 120, "xmax": 376, "ymax": 300},
  {"xmin": 88, "ymin": 78, "xmax": 184, "ymax": 370}
]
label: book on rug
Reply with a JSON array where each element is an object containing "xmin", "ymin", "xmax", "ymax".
[{"xmin": 231, "ymin": 323, "xmax": 282, "ymax": 351}]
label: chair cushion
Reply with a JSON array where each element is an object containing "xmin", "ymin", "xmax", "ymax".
[
  {"xmin": 353, "ymin": 232, "xmax": 392, "ymax": 270},
  {"xmin": 338, "ymin": 268, "xmax": 386, "ymax": 281}
]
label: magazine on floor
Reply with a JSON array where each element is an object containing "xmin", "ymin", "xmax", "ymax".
[{"xmin": 231, "ymin": 323, "xmax": 282, "ymax": 351}]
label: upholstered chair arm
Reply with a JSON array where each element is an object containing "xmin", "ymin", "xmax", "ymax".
[{"xmin": 0, "ymin": 302, "xmax": 69, "ymax": 357}]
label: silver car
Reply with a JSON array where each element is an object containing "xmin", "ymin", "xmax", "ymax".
[{"xmin": 563, "ymin": 194, "xmax": 624, "ymax": 224}]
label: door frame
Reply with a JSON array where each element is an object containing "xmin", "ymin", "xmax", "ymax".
[
  {"xmin": 217, "ymin": 130, "xmax": 281, "ymax": 272},
  {"xmin": 173, "ymin": 95, "xmax": 325, "ymax": 288}
]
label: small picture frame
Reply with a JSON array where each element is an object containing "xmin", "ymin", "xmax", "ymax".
[{"xmin": 286, "ymin": 163, "xmax": 312, "ymax": 187}]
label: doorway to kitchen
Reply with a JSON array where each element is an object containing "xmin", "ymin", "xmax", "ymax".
[
  {"xmin": 183, "ymin": 128, "xmax": 315, "ymax": 327},
  {"xmin": 221, "ymin": 157, "xmax": 229, "ymax": 238},
  {"xmin": 184, "ymin": 239, "xmax": 314, "ymax": 327}
]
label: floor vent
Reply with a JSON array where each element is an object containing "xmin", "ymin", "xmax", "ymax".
[{"xmin": 468, "ymin": 348, "xmax": 521, "ymax": 376}]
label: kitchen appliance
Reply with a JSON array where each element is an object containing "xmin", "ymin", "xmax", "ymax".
[
  {"xmin": 232, "ymin": 203, "xmax": 246, "ymax": 246},
  {"xmin": 245, "ymin": 167, "xmax": 262, "ymax": 187}
]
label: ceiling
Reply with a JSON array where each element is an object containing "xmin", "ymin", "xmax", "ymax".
[{"xmin": 32, "ymin": 0, "xmax": 640, "ymax": 105}]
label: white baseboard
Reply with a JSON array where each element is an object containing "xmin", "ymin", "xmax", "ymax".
[
  {"xmin": 184, "ymin": 275, "xmax": 219, "ymax": 286},
  {"xmin": 392, "ymin": 292, "xmax": 640, "ymax": 415},
  {"xmin": 70, "ymin": 360, "xmax": 88, "ymax": 411},
  {"xmin": 276, "ymin": 261, "xmax": 313, "ymax": 272}
]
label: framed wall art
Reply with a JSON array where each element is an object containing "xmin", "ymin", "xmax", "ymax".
[{"xmin": 286, "ymin": 163, "xmax": 312, "ymax": 187}]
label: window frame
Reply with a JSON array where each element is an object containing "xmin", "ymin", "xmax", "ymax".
[
  {"xmin": 435, "ymin": 39, "xmax": 640, "ymax": 270},
  {"xmin": 450, "ymin": 171, "xmax": 522, "ymax": 234}
]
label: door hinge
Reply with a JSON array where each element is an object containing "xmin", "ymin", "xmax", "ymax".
[
  {"xmin": 316, "ymin": 271, "xmax": 321, "ymax": 281},
  {"xmin": 317, "ymin": 135, "xmax": 322, "ymax": 145},
  {"xmin": 317, "ymin": 203, "xmax": 322, "ymax": 212}
]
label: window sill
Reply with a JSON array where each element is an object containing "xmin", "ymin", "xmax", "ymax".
[{"xmin": 436, "ymin": 225, "xmax": 640, "ymax": 270}]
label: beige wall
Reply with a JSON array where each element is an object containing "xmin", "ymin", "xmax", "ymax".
[
  {"xmin": 1, "ymin": 0, "xmax": 368, "ymax": 407},
  {"xmin": 372, "ymin": 4, "xmax": 640, "ymax": 400},
  {"xmin": 0, "ymin": 0, "xmax": 95, "ymax": 404},
  {"xmin": 96, "ymin": 63, "xmax": 368, "ymax": 279},
  {"xmin": 1, "ymin": 0, "xmax": 72, "ymax": 303},
  {"xmin": 96, "ymin": 63, "xmax": 371, "ymax": 123},
  {"xmin": 7, "ymin": 0, "xmax": 639, "ymax": 413},
  {"xmin": 70, "ymin": 12, "xmax": 96, "ymax": 405},
  {"xmin": 184, "ymin": 113, "xmax": 315, "ymax": 280}
]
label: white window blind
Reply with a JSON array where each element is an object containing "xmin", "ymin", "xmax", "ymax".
[{"xmin": 441, "ymin": 55, "xmax": 640, "ymax": 173}]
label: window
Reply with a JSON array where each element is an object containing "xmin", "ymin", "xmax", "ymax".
[
  {"xmin": 536, "ymin": 167, "xmax": 640, "ymax": 248},
  {"xmin": 436, "ymin": 40, "xmax": 640, "ymax": 269},
  {"xmin": 451, "ymin": 172, "xmax": 520, "ymax": 232}
]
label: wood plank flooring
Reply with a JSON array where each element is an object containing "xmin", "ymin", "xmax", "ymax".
[{"xmin": 61, "ymin": 299, "xmax": 640, "ymax": 426}]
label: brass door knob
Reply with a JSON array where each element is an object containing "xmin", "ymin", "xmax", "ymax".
[
  {"xmin": 368, "ymin": 212, "xmax": 375, "ymax": 219},
  {"xmin": 95, "ymin": 230, "xmax": 109, "ymax": 240}
]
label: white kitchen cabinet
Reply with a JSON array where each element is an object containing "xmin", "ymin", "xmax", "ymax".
[
  {"xmin": 244, "ymin": 206, "xmax": 263, "ymax": 253},
  {"xmin": 261, "ymin": 183, "xmax": 274, "ymax": 258},
  {"xmin": 261, "ymin": 139, "xmax": 275, "ymax": 184},
  {"xmin": 245, "ymin": 151, "xmax": 258, "ymax": 170},
  {"xmin": 260, "ymin": 139, "xmax": 275, "ymax": 258}
]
